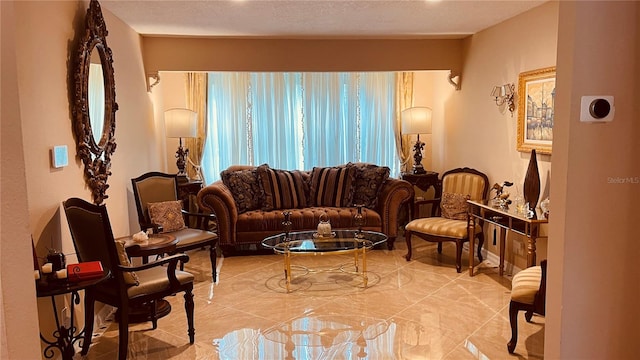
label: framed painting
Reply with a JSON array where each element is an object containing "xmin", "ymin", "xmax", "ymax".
[{"xmin": 517, "ymin": 66, "xmax": 556, "ymax": 154}]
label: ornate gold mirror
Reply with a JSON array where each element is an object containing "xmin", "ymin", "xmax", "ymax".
[{"xmin": 73, "ymin": 0, "xmax": 117, "ymax": 204}]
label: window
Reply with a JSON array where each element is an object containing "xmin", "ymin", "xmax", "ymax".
[{"xmin": 201, "ymin": 72, "xmax": 398, "ymax": 183}]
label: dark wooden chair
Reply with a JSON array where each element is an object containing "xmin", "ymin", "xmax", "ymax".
[
  {"xmin": 404, "ymin": 168, "xmax": 489, "ymax": 272},
  {"xmin": 131, "ymin": 172, "xmax": 218, "ymax": 282},
  {"xmin": 508, "ymin": 259, "xmax": 547, "ymax": 353},
  {"xmin": 63, "ymin": 197, "xmax": 195, "ymax": 360}
]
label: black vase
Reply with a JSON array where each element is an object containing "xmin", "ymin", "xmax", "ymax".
[{"xmin": 524, "ymin": 149, "xmax": 541, "ymax": 209}]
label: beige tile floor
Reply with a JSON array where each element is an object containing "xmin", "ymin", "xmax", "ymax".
[{"xmin": 83, "ymin": 240, "xmax": 544, "ymax": 359}]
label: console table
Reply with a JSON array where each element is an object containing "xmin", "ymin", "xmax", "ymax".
[{"xmin": 467, "ymin": 200, "xmax": 548, "ymax": 277}]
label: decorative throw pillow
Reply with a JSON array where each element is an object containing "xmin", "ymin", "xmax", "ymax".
[
  {"xmin": 440, "ymin": 192, "xmax": 471, "ymax": 220},
  {"xmin": 309, "ymin": 165, "xmax": 356, "ymax": 207},
  {"xmin": 114, "ymin": 240, "xmax": 139, "ymax": 286},
  {"xmin": 147, "ymin": 200, "xmax": 186, "ymax": 233},
  {"xmin": 349, "ymin": 163, "xmax": 390, "ymax": 209},
  {"xmin": 257, "ymin": 164, "xmax": 308, "ymax": 211},
  {"xmin": 221, "ymin": 168, "xmax": 263, "ymax": 213}
]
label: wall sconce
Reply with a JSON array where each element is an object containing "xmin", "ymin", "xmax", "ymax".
[
  {"xmin": 491, "ymin": 83, "xmax": 515, "ymax": 116},
  {"xmin": 165, "ymin": 108, "xmax": 197, "ymax": 182},
  {"xmin": 401, "ymin": 107, "xmax": 432, "ymax": 174}
]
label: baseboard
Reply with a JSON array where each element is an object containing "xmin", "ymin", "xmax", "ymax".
[{"xmin": 462, "ymin": 243, "xmax": 523, "ymax": 276}]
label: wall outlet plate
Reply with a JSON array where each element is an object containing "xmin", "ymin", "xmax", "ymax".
[{"xmin": 51, "ymin": 145, "xmax": 68, "ymax": 168}]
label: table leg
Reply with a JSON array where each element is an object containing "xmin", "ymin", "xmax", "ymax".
[
  {"xmin": 528, "ymin": 225, "xmax": 538, "ymax": 267},
  {"xmin": 354, "ymin": 249, "xmax": 359, "ymax": 272},
  {"xmin": 40, "ymin": 291, "xmax": 84, "ymax": 360},
  {"xmin": 468, "ymin": 218, "xmax": 476, "ymax": 276},
  {"xmin": 499, "ymin": 228, "xmax": 506, "ymax": 276},
  {"xmin": 362, "ymin": 247, "xmax": 368, "ymax": 287},
  {"xmin": 284, "ymin": 251, "xmax": 291, "ymax": 293}
]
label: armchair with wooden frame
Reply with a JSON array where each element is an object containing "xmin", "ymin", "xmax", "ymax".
[
  {"xmin": 63, "ymin": 197, "xmax": 195, "ymax": 360},
  {"xmin": 131, "ymin": 172, "xmax": 218, "ymax": 282},
  {"xmin": 404, "ymin": 168, "xmax": 489, "ymax": 272}
]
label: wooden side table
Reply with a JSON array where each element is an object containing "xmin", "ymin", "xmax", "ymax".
[
  {"xmin": 401, "ymin": 171, "xmax": 441, "ymax": 220},
  {"xmin": 178, "ymin": 179, "xmax": 204, "ymax": 210},
  {"xmin": 122, "ymin": 233, "xmax": 178, "ymax": 263},
  {"xmin": 118, "ymin": 234, "xmax": 178, "ymax": 325},
  {"xmin": 37, "ymin": 270, "xmax": 110, "ymax": 360}
]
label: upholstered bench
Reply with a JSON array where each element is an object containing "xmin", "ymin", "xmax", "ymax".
[{"xmin": 508, "ymin": 260, "xmax": 547, "ymax": 353}]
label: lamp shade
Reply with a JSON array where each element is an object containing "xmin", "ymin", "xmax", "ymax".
[
  {"xmin": 401, "ymin": 107, "xmax": 432, "ymax": 135},
  {"xmin": 491, "ymin": 84, "xmax": 514, "ymax": 98},
  {"xmin": 165, "ymin": 108, "xmax": 197, "ymax": 138}
]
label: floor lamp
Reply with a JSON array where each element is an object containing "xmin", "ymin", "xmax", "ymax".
[
  {"xmin": 401, "ymin": 107, "xmax": 432, "ymax": 174},
  {"xmin": 165, "ymin": 108, "xmax": 197, "ymax": 182}
]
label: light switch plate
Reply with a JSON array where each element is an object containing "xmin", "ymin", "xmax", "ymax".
[{"xmin": 52, "ymin": 145, "xmax": 68, "ymax": 168}]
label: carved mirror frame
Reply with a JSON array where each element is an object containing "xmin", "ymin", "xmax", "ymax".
[{"xmin": 73, "ymin": 0, "xmax": 117, "ymax": 204}]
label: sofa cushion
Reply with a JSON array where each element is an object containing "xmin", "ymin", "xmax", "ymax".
[
  {"xmin": 236, "ymin": 207, "xmax": 382, "ymax": 240},
  {"xmin": 309, "ymin": 165, "xmax": 356, "ymax": 207},
  {"xmin": 440, "ymin": 192, "xmax": 470, "ymax": 220},
  {"xmin": 257, "ymin": 164, "xmax": 308, "ymax": 211},
  {"xmin": 148, "ymin": 200, "xmax": 186, "ymax": 232},
  {"xmin": 221, "ymin": 168, "xmax": 263, "ymax": 213},
  {"xmin": 350, "ymin": 163, "xmax": 390, "ymax": 209},
  {"xmin": 405, "ymin": 217, "xmax": 481, "ymax": 239}
]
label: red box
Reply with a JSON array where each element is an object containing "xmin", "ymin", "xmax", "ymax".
[{"xmin": 67, "ymin": 261, "xmax": 104, "ymax": 282}]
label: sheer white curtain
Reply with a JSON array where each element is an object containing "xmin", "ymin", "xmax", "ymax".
[
  {"xmin": 251, "ymin": 73, "xmax": 303, "ymax": 169},
  {"xmin": 201, "ymin": 72, "xmax": 398, "ymax": 184}
]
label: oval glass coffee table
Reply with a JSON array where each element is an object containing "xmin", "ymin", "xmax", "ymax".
[{"xmin": 262, "ymin": 230, "xmax": 387, "ymax": 293}]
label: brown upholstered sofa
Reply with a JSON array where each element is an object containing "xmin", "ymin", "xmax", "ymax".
[{"xmin": 197, "ymin": 163, "xmax": 414, "ymax": 255}]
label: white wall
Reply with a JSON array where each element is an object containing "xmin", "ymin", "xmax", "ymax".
[
  {"xmin": 3, "ymin": 1, "xmax": 163, "ymax": 355},
  {"xmin": 414, "ymin": 2, "xmax": 558, "ymax": 269},
  {"xmin": 546, "ymin": 1, "xmax": 640, "ymax": 358},
  {"xmin": 158, "ymin": 72, "xmax": 190, "ymax": 175},
  {"xmin": 0, "ymin": 1, "xmax": 42, "ymax": 358}
]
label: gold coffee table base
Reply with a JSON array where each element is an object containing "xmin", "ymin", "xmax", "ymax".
[
  {"xmin": 282, "ymin": 245, "xmax": 369, "ymax": 293},
  {"xmin": 262, "ymin": 230, "xmax": 387, "ymax": 293}
]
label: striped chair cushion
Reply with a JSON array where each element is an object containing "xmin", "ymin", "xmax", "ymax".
[
  {"xmin": 405, "ymin": 217, "xmax": 482, "ymax": 239},
  {"xmin": 309, "ymin": 166, "xmax": 356, "ymax": 207},
  {"xmin": 257, "ymin": 165, "xmax": 308, "ymax": 211},
  {"xmin": 442, "ymin": 172, "xmax": 486, "ymax": 201},
  {"xmin": 511, "ymin": 265, "xmax": 542, "ymax": 304}
]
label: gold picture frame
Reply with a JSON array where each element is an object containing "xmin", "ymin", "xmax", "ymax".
[{"xmin": 517, "ymin": 66, "xmax": 556, "ymax": 154}]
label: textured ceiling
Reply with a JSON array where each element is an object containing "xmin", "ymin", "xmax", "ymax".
[{"xmin": 101, "ymin": 0, "xmax": 547, "ymax": 38}]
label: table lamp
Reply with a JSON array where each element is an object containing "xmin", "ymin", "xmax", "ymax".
[
  {"xmin": 401, "ymin": 107, "xmax": 432, "ymax": 174},
  {"xmin": 165, "ymin": 108, "xmax": 197, "ymax": 182}
]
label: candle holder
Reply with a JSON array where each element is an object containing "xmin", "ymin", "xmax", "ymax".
[
  {"xmin": 282, "ymin": 211, "xmax": 292, "ymax": 241},
  {"xmin": 354, "ymin": 204, "xmax": 365, "ymax": 239},
  {"xmin": 316, "ymin": 213, "xmax": 333, "ymax": 237},
  {"xmin": 47, "ymin": 249, "xmax": 66, "ymax": 272}
]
